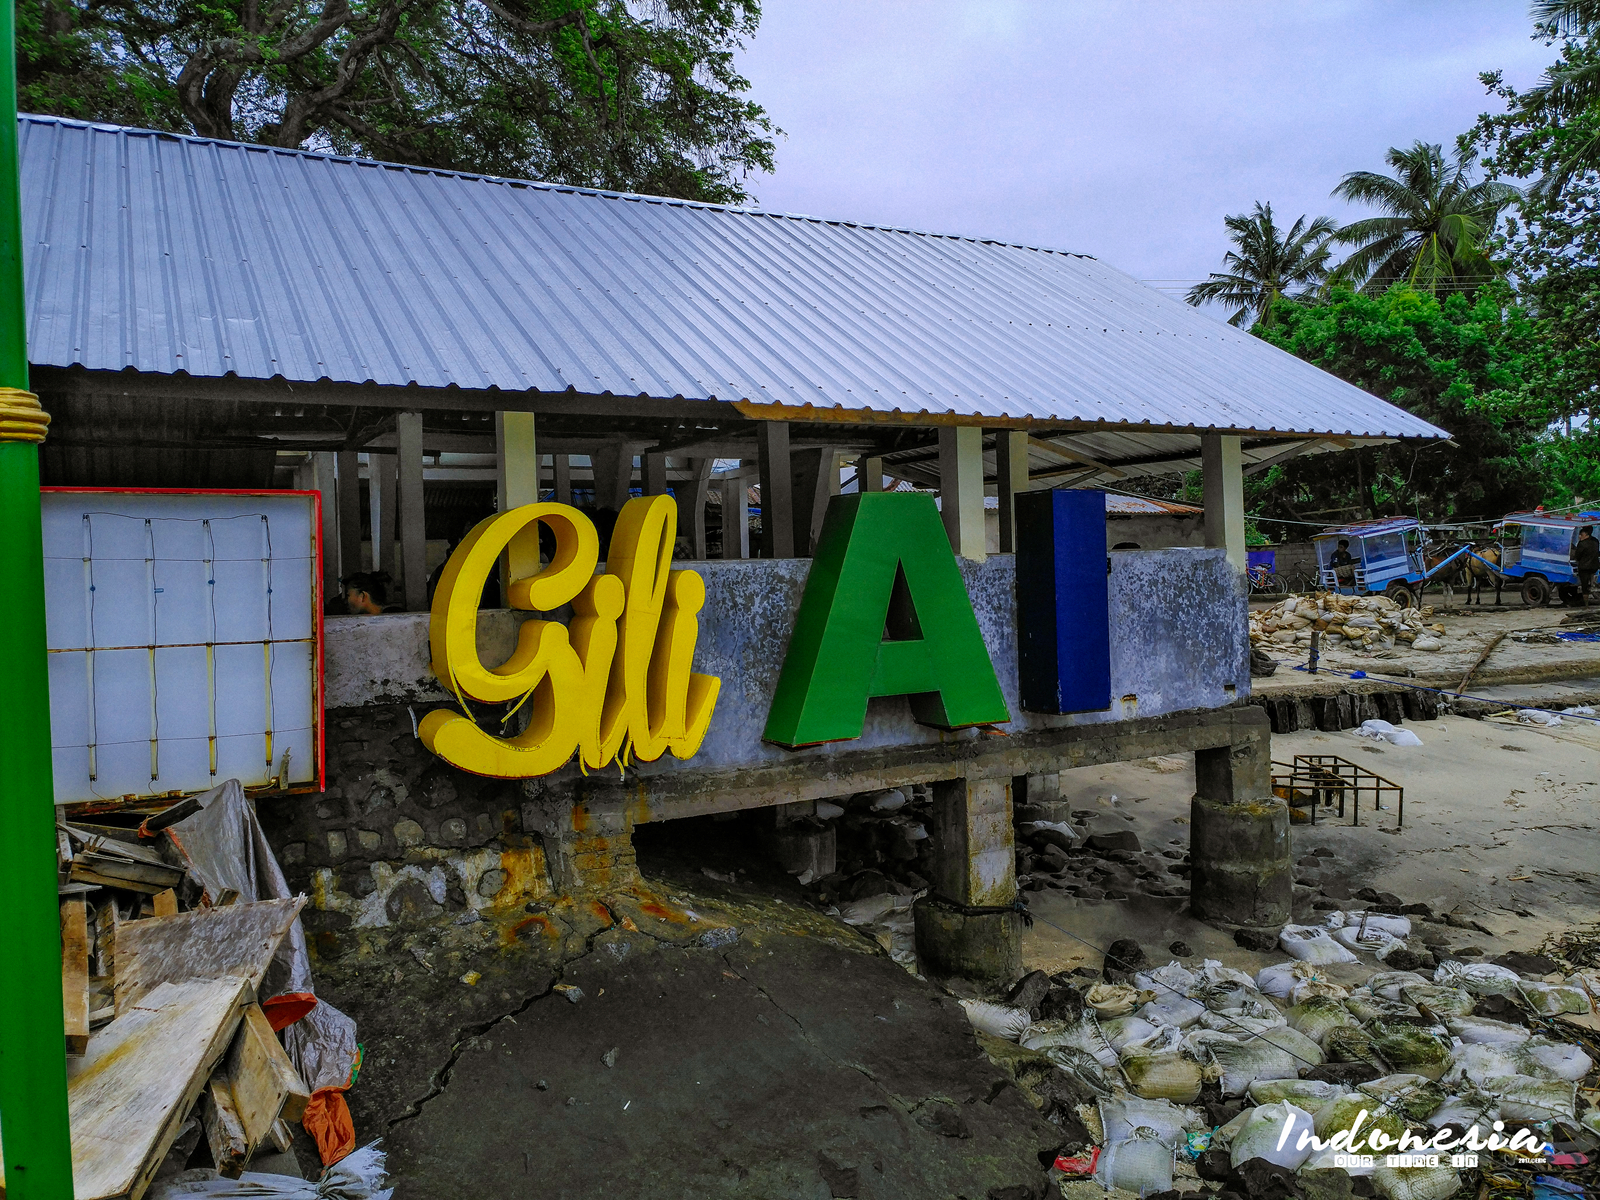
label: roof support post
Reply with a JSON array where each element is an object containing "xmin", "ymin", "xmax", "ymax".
[
  {"xmin": 496, "ymin": 411, "xmax": 540, "ymax": 595},
  {"xmin": 397, "ymin": 412, "xmax": 427, "ymax": 611},
  {"xmin": 994, "ymin": 429, "xmax": 1028, "ymax": 553},
  {"xmin": 676, "ymin": 457, "xmax": 713, "ymax": 560},
  {"xmin": 1201, "ymin": 433, "xmax": 1247, "ymax": 575},
  {"xmin": 336, "ymin": 450, "xmax": 363, "ymax": 581},
  {"xmin": 791, "ymin": 446, "xmax": 837, "ymax": 556},
  {"xmin": 757, "ymin": 421, "xmax": 794, "ymax": 558},
  {"xmin": 552, "ymin": 453, "xmax": 572, "ymax": 504},
  {"xmin": 591, "ymin": 442, "xmax": 634, "ymax": 512},
  {"xmin": 643, "ymin": 451, "xmax": 669, "ymax": 497},
  {"xmin": 369, "ymin": 450, "xmax": 397, "ymax": 574},
  {"xmin": 722, "ymin": 469, "xmax": 750, "ymax": 559},
  {"xmin": 309, "ymin": 451, "xmax": 339, "ymax": 600},
  {"xmin": 939, "ymin": 425, "xmax": 986, "ymax": 563},
  {"xmin": 853, "ymin": 454, "xmax": 883, "ymax": 493}
]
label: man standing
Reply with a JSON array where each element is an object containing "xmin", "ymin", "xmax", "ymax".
[{"xmin": 1575, "ymin": 525, "xmax": 1599, "ymax": 605}]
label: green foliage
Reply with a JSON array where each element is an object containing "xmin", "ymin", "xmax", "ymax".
[
  {"xmin": 14, "ymin": 0, "xmax": 777, "ymax": 204},
  {"xmin": 1184, "ymin": 202, "xmax": 1338, "ymax": 328}
]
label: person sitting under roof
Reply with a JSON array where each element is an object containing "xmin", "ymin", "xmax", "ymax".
[
  {"xmin": 343, "ymin": 572, "xmax": 400, "ymax": 615},
  {"xmin": 1329, "ymin": 539, "xmax": 1356, "ymax": 584}
]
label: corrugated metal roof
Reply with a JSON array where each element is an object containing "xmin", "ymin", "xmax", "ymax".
[
  {"xmin": 1101, "ymin": 492, "xmax": 1202, "ymax": 516},
  {"xmin": 1313, "ymin": 517, "xmax": 1422, "ymax": 538},
  {"xmin": 20, "ymin": 115, "xmax": 1447, "ymax": 440}
]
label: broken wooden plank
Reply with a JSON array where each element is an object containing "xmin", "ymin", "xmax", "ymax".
[
  {"xmin": 201, "ymin": 1072, "xmax": 250, "ymax": 1180},
  {"xmin": 93, "ymin": 901, "xmax": 116, "ymax": 978},
  {"xmin": 152, "ymin": 889, "xmax": 178, "ymax": 918},
  {"xmin": 68, "ymin": 976, "xmax": 251, "ymax": 1200},
  {"xmin": 266, "ymin": 1119, "xmax": 294, "ymax": 1154},
  {"xmin": 70, "ymin": 852, "xmax": 185, "ymax": 895},
  {"xmin": 62, "ymin": 895, "xmax": 90, "ymax": 1056},
  {"xmin": 112, "ymin": 897, "xmax": 305, "ymax": 1016},
  {"xmin": 225, "ymin": 1005, "xmax": 310, "ymax": 1148}
]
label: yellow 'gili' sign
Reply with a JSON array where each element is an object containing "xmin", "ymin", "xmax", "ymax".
[{"xmin": 419, "ymin": 494, "xmax": 720, "ymax": 778}]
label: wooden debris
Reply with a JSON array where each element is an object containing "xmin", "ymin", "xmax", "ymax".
[
  {"xmin": 201, "ymin": 1072, "xmax": 250, "ymax": 1179},
  {"xmin": 225, "ymin": 1004, "xmax": 310, "ymax": 1147},
  {"xmin": 1457, "ymin": 630, "xmax": 1509, "ymax": 696},
  {"xmin": 266, "ymin": 1119, "xmax": 295, "ymax": 1155},
  {"xmin": 152, "ymin": 889, "xmax": 178, "ymax": 918},
  {"xmin": 112, "ymin": 897, "xmax": 305, "ymax": 1016},
  {"xmin": 68, "ymin": 975, "xmax": 251, "ymax": 1200},
  {"xmin": 62, "ymin": 826, "xmax": 185, "ymax": 895},
  {"xmin": 62, "ymin": 895, "xmax": 91, "ymax": 1056}
]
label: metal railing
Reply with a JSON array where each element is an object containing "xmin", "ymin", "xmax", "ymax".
[{"xmin": 1271, "ymin": 753, "xmax": 1404, "ymax": 828}]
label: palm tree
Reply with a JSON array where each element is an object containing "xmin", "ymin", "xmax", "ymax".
[
  {"xmin": 1185, "ymin": 203, "xmax": 1338, "ymax": 327},
  {"xmin": 1329, "ymin": 142, "xmax": 1520, "ymax": 295},
  {"xmin": 1496, "ymin": 1, "xmax": 1600, "ymax": 198}
]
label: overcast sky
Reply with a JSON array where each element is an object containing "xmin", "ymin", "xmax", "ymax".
[{"xmin": 736, "ymin": 2, "xmax": 1557, "ymax": 306}]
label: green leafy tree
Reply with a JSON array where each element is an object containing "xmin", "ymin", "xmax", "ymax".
[
  {"xmin": 1329, "ymin": 142, "xmax": 1520, "ymax": 296},
  {"xmin": 1185, "ymin": 202, "xmax": 1337, "ymax": 327},
  {"xmin": 15, "ymin": 0, "xmax": 778, "ymax": 204}
]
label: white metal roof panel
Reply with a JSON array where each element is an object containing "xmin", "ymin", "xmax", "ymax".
[{"xmin": 19, "ymin": 115, "xmax": 1447, "ymax": 440}]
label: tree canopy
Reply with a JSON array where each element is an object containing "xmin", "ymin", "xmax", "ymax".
[
  {"xmin": 16, "ymin": 0, "xmax": 778, "ymax": 204},
  {"xmin": 1184, "ymin": 203, "xmax": 1337, "ymax": 328}
]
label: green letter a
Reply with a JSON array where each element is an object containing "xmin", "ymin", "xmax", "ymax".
[{"xmin": 764, "ymin": 492, "xmax": 1010, "ymax": 748}]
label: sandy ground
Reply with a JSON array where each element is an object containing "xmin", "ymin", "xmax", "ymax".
[
  {"xmin": 1022, "ymin": 708, "xmax": 1600, "ymax": 983},
  {"xmin": 1251, "ymin": 601, "xmax": 1600, "ymax": 690}
]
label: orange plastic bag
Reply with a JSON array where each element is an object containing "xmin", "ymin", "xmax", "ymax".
[
  {"xmin": 262, "ymin": 991, "xmax": 317, "ymax": 1032},
  {"xmin": 302, "ymin": 1088, "xmax": 355, "ymax": 1166}
]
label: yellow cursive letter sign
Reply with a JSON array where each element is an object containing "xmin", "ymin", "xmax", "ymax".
[{"xmin": 419, "ymin": 495, "xmax": 720, "ymax": 778}]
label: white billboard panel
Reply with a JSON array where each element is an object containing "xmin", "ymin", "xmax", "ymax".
[{"xmin": 42, "ymin": 489, "xmax": 324, "ymax": 806}]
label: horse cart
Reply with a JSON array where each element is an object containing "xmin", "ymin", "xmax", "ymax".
[
  {"xmin": 1465, "ymin": 510, "xmax": 1600, "ymax": 607},
  {"xmin": 1312, "ymin": 517, "xmax": 1473, "ymax": 609}
]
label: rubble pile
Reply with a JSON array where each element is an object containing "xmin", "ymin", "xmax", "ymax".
[
  {"xmin": 1251, "ymin": 595, "xmax": 1450, "ymax": 654},
  {"xmin": 44, "ymin": 781, "xmax": 383, "ymax": 1200},
  {"xmin": 965, "ymin": 929, "xmax": 1600, "ymax": 1200}
]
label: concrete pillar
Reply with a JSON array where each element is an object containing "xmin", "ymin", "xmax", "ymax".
[
  {"xmin": 913, "ymin": 775, "xmax": 1021, "ymax": 982},
  {"xmin": 853, "ymin": 454, "xmax": 883, "ymax": 493},
  {"xmin": 552, "ymin": 453, "xmax": 572, "ymax": 505},
  {"xmin": 310, "ymin": 452, "xmax": 338, "ymax": 605},
  {"xmin": 1016, "ymin": 771, "xmax": 1070, "ymax": 821},
  {"xmin": 994, "ymin": 430, "xmax": 1029, "ymax": 553},
  {"xmin": 938, "ymin": 425, "xmax": 986, "ymax": 563},
  {"xmin": 767, "ymin": 802, "xmax": 837, "ymax": 880},
  {"xmin": 757, "ymin": 421, "xmax": 794, "ymax": 558},
  {"xmin": 523, "ymin": 786, "xmax": 640, "ymax": 896},
  {"xmin": 1202, "ymin": 433, "xmax": 1247, "ymax": 574},
  {"xmin": 1189, "ymin": 726, "xmax": 1292, "ymax": 928},
  {"xmin": 791, "ymin": 446, "xmax": 837, "ymax": 556},
  {"xmin": 676, "ymin": 458, "xmax": 713, "ymax": 559},
  {"xmin": 335, "ymin": 450, "xmax": 363, "ymax": 582},
  {"xmin": 396, "ymin": 412, "xmax": 428, "ymax": 611},
  {"xmin": 496, "ymin": 411, "xmax": 540, "ymax": 586},
  {"xmin": 368, "ymin": 451, "xmax": 397, "ymax": 573},
  {"xmin": 721, "ymin": 470, "xmax": 750, "ymax": 559},
  {"xmin": 643, "ymin": 451, "xmax": 670, "ymax": 497}
]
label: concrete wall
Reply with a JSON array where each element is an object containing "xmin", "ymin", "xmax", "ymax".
[
  {"xmin": 1106, "ymin": 513, "xmax": 1206, "ymax": 551},
  {"xmin": 322, "ymin": 547, "xmax": 1250, "ymax": 779}
]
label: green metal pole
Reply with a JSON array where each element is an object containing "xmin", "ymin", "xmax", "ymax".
[{"xmin": 0, "ymin": 3, "xmax": 74, "ymax": 1195}]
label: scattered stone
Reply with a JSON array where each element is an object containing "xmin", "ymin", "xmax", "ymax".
[
  {"xmin": 817, "ymin": 1153, "xmax": 860, "ymax": 1199},
  {"xmin": 1085, "ymin": 831, "xmax": 1141, "ymax": 854},
  {"xmin": 1381, "ymin": 948, "xmax": 1431, "ymax": 972},
  {"xmin": 1038, "ymin": 844, "xmax": 1072, "ymax": 873},
  {"xmin": 1319, "ymin": 880, "xmax": 1352, "ymax": 901},
  {"xmin": 1297, "ymin": 1166, "xmax": 1356, "ymax": 1200},
  {"xmin": 1473, "ymin": 994, "xmax": 1529, "ymax": 1025},
  {"xmin": 1455, "ymin": 946, "xmax": 1485, "ymax": 958},
  {"xmin": 1029, "ymin": 827, "xmax": 1077, "ymax": 854},
  {"xmin": 1102, "ymin": 939, "xmax": 1148, "ymax": 983},
  {"xmin": 1304, "ymin": 1062, "xmax": 1380, "ymax": 1086},
  {"xmin": 1233, "ymin": 927, "xmax": 1277, "ymax": 953},
  {"xmin": 1195, "ymin": 1149, "xmax": 1234, "ymax": 1182},
  {"xmin": 1296, "ymin": 855, "xmax": 1322, "ymax": 868},
  {"xmin": 1311, "ymin": 847, "xmax": 1335, "ymax": 858},
  {"xmin": 1168, "ymin": 941, "xmax": 1194, "ymax": 958},
  {"xmin": 1494, "ymin": 950, "xmax": 1560, "ymax": 976},
  {"xmin": 1399, "ymin": 902, "xmax": 1433, "ymax": 917},
  {"xmin": 601, "ymin": 1047, "xmax": 618, "ymax": 1068},
  {"xmin": 1038, "ymin": 986, "xmax": 1084, "ymax": 1022},
  {"xmin": 1006, "ymin": 970, "xmax": 1053, "ymax": 1013},
  {"xmin": 1235, "ymin": 1157, "xmax": 1301, "ymax": 1200},
  {"xmin": 1076, "ymin": 888, "xmax": 1106, "ymax": 901}
]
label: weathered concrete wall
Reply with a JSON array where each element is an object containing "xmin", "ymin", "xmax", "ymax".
[
  {"xmin": 323, "ymin": 548, "xmax": 1250, "ymax": 780},
  {"xmin": 1107, "ymin": 513, "xmax": 1206, "ymax": 550}
]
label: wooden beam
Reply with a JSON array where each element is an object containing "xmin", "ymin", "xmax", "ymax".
[
  {"xmin": 994, "ymin": 429, "xmax": 1028, "ymax": 553},
  {"xmin": 757, "ymin": 422, "xmax": 794, "ymax": 558},
  {"xmin": 112, "ymin": 897, "xmax": 305, "ymax": 1016},
  {"xmin": 1243, "ymin": 438, "xmax": 1327, "ymax": 476},
  {"xmin": 226, "ymin": 1005, "xmax": 309, "ymax": 1148},
  {"xmin": 1027, "ymin": 435, "xmax": 1126, "ymax": 479},
  {"xmin": 676, "ymin": 458, "xmax": 714, "ymax": 559},
  {"xmin": 552, "ymin": 453, "xmax": 572, "ymax": 504},
  {"xmin": 62, "ymin": 896, "xmax": 90, "ymax": 1057},
  {"xmin": 396, "ymin": 412, "xmax": 428, "ymax": 611},
  {"xmin": 335, "ymin": 450, "xmax": 363, "ymax": 580},
  {"xmin": 202, "ymin": 1073, "xmax": 250, "ymax": 1179}
]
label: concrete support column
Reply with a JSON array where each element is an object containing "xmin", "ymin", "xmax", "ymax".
[
  {"xmin": 496, "ymin": 411, "xmax": 540, "ymax": 589},
  {"xmin": 552, "ymin": 453, "xmax": 573, "ymax": 504},
  {"xmin": 396, "ymin": 412, "xmax": 428, "ymax": 612},
  {"xmin": 766, "ymin": 801, "xmax": 837, "ymax": 880},
  {"xmin": 757, "ymin": 421, "xmax": 794, "ymax": 558},
  {"xmin": 524, "ymin": 785, "xmax": 640, "ymax": 895},
  {"xmin": 938, "ymin": 425, "xmax": 987, "ymax": 562},
  {"xmin": 643, "ymin": 451, "xmax": 670, "ymax": 497},
  {"xmin": 335, "ymin": 450, "xmax": 363, "ymax": 581},
  {"xmin": 914, "ymin": 775, "xmax": 1021, "ymax": 982},
  {"xmin": 676, "ymin": 457, "xmax": 713, "ymax": 559},
  {"xmin": 1188, "ymin": 718, "xmax": 1292, "ymax": 927},
  {"xmin": 309, "ymin": 451, "xmax": 338, "ymax": 605},
  {"xmin": 791, "ymin": 446, "xmax": 837, "ymax": 556},
  {"xmin": 994, "ymin": 429, "xmax": 1029, "ymax": 553},
  {"xmin": 722, "ymin": 469, "xmax": 750, "ymax": 559},
  {"xmin": 1202, "ymin": 433, "xmax": 1247, "ymax": 574},
  {"xmin": 368, "ymin": 451, "xmax": 397, "ymax": 573},
  {"xmin": 853, "ymin": 453, "xmax": 883, "ymax": 493},
  {"xmin": 1016, "ymin": 771, "xmax": 1070, "ymax": 821}
]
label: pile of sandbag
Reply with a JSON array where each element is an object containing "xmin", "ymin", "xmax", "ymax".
[{"xmin": 1250, "ymin": 593, "xmax": 1449, "ymax": 653}]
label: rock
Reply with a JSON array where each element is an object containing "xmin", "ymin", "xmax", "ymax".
[
  {"xmin": 1028, "ymin": 828, "xmax": 1077, "ymax": 854},
  {"xmin": 1318, "ymin": 880, "xmax": 1352, "ymax": 901},
  {"xmin": 1038, "ymin": 844, "xmax": 1071, "ymax": 873},
  {"xmin": 1304, "ymin": 1062, "xmax": 1380, "ymax": 1086},
  {"xmin": 1234, "ymin": 927, "xmax": 1278, "ymax": 952},
  {"xmin": 1311, "ymin": 847, "xmax": 1334, "ymax": 858},
  {"xmin": 1102, "ymin": 938, "xmax": 1147, "ymax": 982},
  {"xmin": 1169, "ymin": 941, "xmax": 1194, "ymax": 957},
  {"xmin": 1297, "ymin": 1167, "xmax": 1355, "ymax": 1200},
  {"xmin": 817, "ymin": 1153, "xmax": 860, "ymax": 1199},
  {"xmin": 1195, "ymin": 1149, "xmax": 1235, "ymax": 1182},
  {"xmin": 1399, "ymin": 902, "xmax": 1434, "ymax": 917},
  {"xmin": 1494, "ymin": 950, "xmax": 1560, "ymax": 976},
  {"xmin": 1076, "ymin": 887, "xmax": 1106, "ymax": 901},
  {"xmin": 1381, "ymin": 948, "xmax": 1431, "ymax": 972},
  {"xmin": 1455, "ymin": 946, "xmax": 1485, "ymax": 958},
  {"xmin": 1038, "ymin": 986, "xmax": 1084, "ymax": 1022},
  {"xmin": 1235, "ymin": 1157, "xmax": 1301, "ymax": 1200},
  {"xmin": 1085, "ymin": 831, "xmax": 1141, "ymax": 853},
  {"xmin": 1006, "ymin": 970, "xmax": 1053, "ymax": 1013},
  {"xmin": 1296, "ymin": 855, "xmax": 1322, "ymax": 868}
]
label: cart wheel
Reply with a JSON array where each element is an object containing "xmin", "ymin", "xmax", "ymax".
[
  {"xmin": 1559, "ymin": 583, "xmax": 1585, "ymax": 607},
  {"xmin": 1521, "ymin": 575, "xmax": 1551, "ymax": 607},
  {"xmin": 1385, "ymin": 582, "xmax": 1417, "ymax": 609}
]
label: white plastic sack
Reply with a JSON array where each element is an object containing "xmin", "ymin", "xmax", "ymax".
[
  {"xmin": 1248, "ymin": 1077, "xmax": 1346, "ymax": 1107},
  {"xmin": 1446, "ymin": 1043, "xmax": 1525, "ymax": 1087},
  {"xmin": 1335, "ymin": 925, "xmax": 1406, "ymax": 956},
  {"xmin": 1371, "ymin": 1163, "xmax": 1462, "ymax": 1200},
  {"xmin": 1208, "ymin": 1038, "xmax": 1300, "ymax": 1097},
  {"xmin": 1095, "ymin": 1127, "xmax": 1174, "ymax": 1195},
  {"xmin": 1197, "ymin": 1009, "xmax": 1287, "ymax": 1037},
  {"xmin": 1443, "ymin": 1016, "xmax": 1529, "ymax": 1046},
  {"xmin": 1304, "ymin": 1140, "xmax": 1377, "ymax": 1176},
  {"xmin": 1098, "ymin": 1096, "xmax": 1202, "ymax": 1144},
  {"xmin": 1021, "ymin": 1014, "xmax": 1119, "ymax": 1068},
  {"xmin": 1084, "ymin": 982, "xmax": 1150, "ymax": 1017},
  {"xmin": 1329, "ymin": 917, "xmax": 1414, "ymax": 942},
  {"xmin": 1139, "ymin": 992, "xmax": 1207, "ymax": 1029},
  {"xmin": 1516, "ymin": 708, "xmax": 1562, "ymax": 726},
  {"xmin": 1279, "ymin": 925, "xmax": 1359, "ymax": 964},
  {"xmin": 1520, "ymin": 1036, "xmax": 1594, "ymax": 1081},
  {"xmin": 1344, "ymin": 988, "xmax": 1419, "ymax": 1024},
  {"xmin": 866, "ymin": 788, "xmax": 907, "ymax": 810},
  {"xmin": 1122, "ymin": 1023, "xmax": 1186, "ymax": 1058},
  {"xmin": 1429, "ymin": 1091, "xmax": 1499, "ymax": 1132},
  {"xmin": 1399, "ymin": 983, "xmax": 1475, "ymax": 1019},
  {"xmin": 1288, "ymin": 996, "xmax": 1359, "ymax": 1044},
  {"xmin": 1230, "ymin": 1102, "xmax": 1316, "ymax": 1170},
  {"xmin": 1017, "ymin": 819, "xmax": 1077, "ymax": 842},
  {"xmin": 1134, "ymin": 960, "xmax": 1199, "ymax": 996},
  {"xmin": 147, "ymin": 1142, "xmax": 393, "ymax": 1199},
  {"xmin": 1100, "ymin": 1014, "xmax": 1161, "ymax": 1054},
  {"xmin": 1481, "ymin": 1073, "xmax": 1576, "ymax": 1122},
  {"xmin": 959, "ymin": 999, "xmax": 1032, "ymax": 1041},
  {"xmin": 1434, "ymin": 961, "xmax": 1520, "ymax": 996},
  {"xmin": 1516, "ymin": 981, "xmax": 1591, "ymax": 1016},
  {"xmin": 1258, "ymin": 961, "xmax": 1348, "ymax": 1005},
  {"xmin": 1354, "ymin": 719, "xmax": 1424, "ymax": 747}
]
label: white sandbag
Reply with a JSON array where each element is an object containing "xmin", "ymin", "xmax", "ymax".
[
  {"xmin": 1084, "ymin": 982, "xmax": 1150, "ymax": 1017},
  {"xmin": 1446, "ymin": 1042, "xmax": 1525, "ymax": 1087},
  {"xmin": 1429, "ymin": 1090, "xmax": 1499, "ymax": 1132},
  {"xmin": 1279, "ymin": 925, "xmax": 1359, "ymax": 964},
  {"xmin": 1095, "ymin": 1126, "xmax": 1174, "ymax": 1196},
  {"xmin": 1366, "ymin": 1022, "xmax": 1452, "ymax": 1081},
  {"xmin": 959, "ymin": 999, "xmax": 1032, "ymax": 1041},
  {"xmin": 1443, "ymin": 1016, "xmax": 1529, "ymax": 1046},
  {"xmin": 147, "ymin": 1142, "xmax": 394, "ymax": 1200},
  {"xmin": 1399, "ymin": 983, "xmax": 1475, "ymax": 1019},
  {"xmin": 1121, "ymin": 1023, "xmax": 1186, "ymax": 1058},
  {"xmin": 814, "ymin": 800, "xmax": 845, "ymax": 819},
  {"xmin": 1335, "ymin": 925, "xmax": 1406, "ymax": 956},
  {"xmin": 1411, "ymin": 637, "xmax": 1443, "ymax": 652},
  {"xmin": 1357, "ymin": 1074, "xmax": 1447, "ymax": 1122},
  {"xmin": 866, "ymin": 788, "xmax": 907, "ymax": 810},
  {"xmin": 1481, "ymin": 1073, "xmax": 1576, "ymax": 1122},
  {"xmin": 1303, "ymin": 1140, "xmax": 1377, "ymax": 1176},
  {"xmin": 1196, "ymin": 959, "xmax": 1259, "ymax": 991},
  {"xmin": 1345, "ymin": 988, "xmax": 1422, "ymax": 1023},
  {"xmin": 1197, "ymin": 1008, "xmax": 1287, "ymax": 1037},
  {"xmin": 1515, "ymin": 981, "xmax": 1591, "ymax": 1016},
  {"xmin": 1098, "ymin": 1096, "xmax": 1203, "ymax": 1144},
  {"xmin": 1134, "ymin": 960, "xmax": 1199, "ymax": 995},
  {"xmin": 1258, "ymin": 960, "xmax": 1347, "ymax": 1005},
  {"xmin": 1372, "ymin": 1163, "xmax": 1462, "ymax": 1200},
  {"xmin": 1433, "ymin": 961, "xmax": 1520, "ymax": 996},
  {"xmin": 1248, "ymin": 1078, "xmax": 1346, "ymax": 1107},
  {"xmin": 1517, "ymin": 708, "xmax": 1562, "ymax": 726},
  {"xmin": 1021, "ymin": 1014, "xmax": 1119, "ymax": 1068},
  {"xmin": 1520, "ymin": 1036, "xmax": 1593, "ymax": 1081},
  {"xmin": 1313, "ymin": 1091, "xmax": 1408, "ymax": 1147},
  {"xmin": 1100, "ymin": 1014, "xmax": 1161, "ymax": 1054},
  {"xmin": 1288, "ymin": 996, "xmax": 1359, "ymax": 1044},
  {"xmin": 1123, "ymin": 1052, "xmax": 1204, "ymax": 1102},
  {"xmin": 1230, "ymin": 1102, "xmax": 1317, "ymax": 1170},
  {"xmin": 1018, "ymin": 819, "xmax": 1077, "ymax": 842},
  {"xmin": 1139, "ymin": 992, "xmax": 1207, "ymax": 1029},
  {"xmin": 1354, "ymin": 719, "xmax": 1424, "ymax": 746},
  {"xmin": 1257, "ymin": 1023, "xmax": 1328, "ymax": 1068},
  {"xmin": 1208, "ymin": 1038, "xmax": 1300, "ymax": 1097},
  {"xmin": 1041, "ymin": 1045, "xmax": 1120, "ymax": 1097}
]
